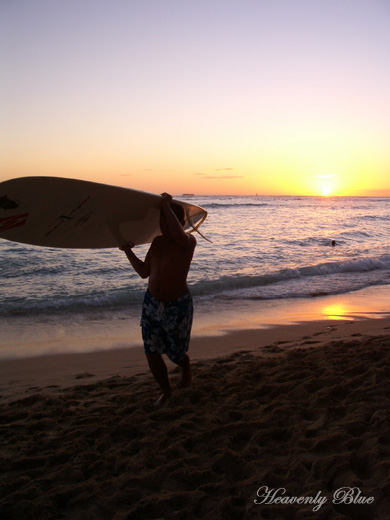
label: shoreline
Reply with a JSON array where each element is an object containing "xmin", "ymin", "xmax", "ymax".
[
  {"xmin": 1, "ymin": 283, "xmax": 390, "ymax": 361},
  {"xmin": 1, "ymin": 284, "xmax": 390, "ymax": 404}
]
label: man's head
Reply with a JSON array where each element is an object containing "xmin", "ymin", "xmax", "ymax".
[
  {"xmin": 170, "ymin": 203, "xmax": 185, "ymax": 225},
  {"xmin": 160, "ymin": 203, "xmax": 185, "ymax": 235}
]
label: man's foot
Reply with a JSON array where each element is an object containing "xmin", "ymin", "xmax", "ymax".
[
  {"xmin": 177, "ymin": 366, "xmax": 192, "ymax": 389},
  {"xmin": 176, "ymin": 353, "xmax": 192, "ymax": 389},
  {"xmin": 154, "ymin": 392, "xmax": 171, "ymax": 408},
  {"xmin": 146, "ymin": 353, "xmax": 172, "ymax": 404}
]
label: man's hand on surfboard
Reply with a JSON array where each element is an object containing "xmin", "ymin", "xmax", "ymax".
[
  {"xmin": 119, "ymin": 242, "xmax": 135, "ymax": 251},
  {"xmin": 161, "ymin": 193, "xmax": 173, "ymax": 204}
]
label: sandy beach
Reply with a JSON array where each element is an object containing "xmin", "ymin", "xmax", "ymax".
[{"xmin": 1, "ymin": 314, "xmax": 390, "ymax": 519}]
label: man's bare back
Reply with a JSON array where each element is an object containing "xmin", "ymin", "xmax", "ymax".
[
  {"xmin": 121, "ymin": 194, "xmax": 196, "ymax": 301},
  {"xmin": 147, "ymin": 232, "xmax": 196, "ymax": 301}
]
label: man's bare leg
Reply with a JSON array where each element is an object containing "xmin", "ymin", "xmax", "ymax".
[
  {"xmin": 176, "ymin": 353, "xmax": 192, "ymax": 388},
  {"xmin": 146, "ymin": 353, "xmax": 172, "ymax": 406}
]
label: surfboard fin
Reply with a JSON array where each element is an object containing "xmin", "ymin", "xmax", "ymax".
[
  {"xmin": 187, "ymin": 214, "xmax": 212, "ymax": 243},
  {"xmin": 193, "ymin": 226, "xmax": 213, "ymax": 243}
]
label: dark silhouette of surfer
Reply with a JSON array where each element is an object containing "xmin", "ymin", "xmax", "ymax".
[{"xmin": 120, "ymin": 193, "xmax": 196, "ymax": 407}]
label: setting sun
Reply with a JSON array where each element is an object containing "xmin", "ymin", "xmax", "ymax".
[
  {"xmin": 315, "ymin": 174, "xmax": 338, "ymax": 197},
  {"xmin": 321, "ymin": 186, "xmax": 332, "ymax": 197}
]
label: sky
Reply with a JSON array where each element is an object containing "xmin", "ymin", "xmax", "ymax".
[{"xmin": 1, "ymin": 0, "xmax": 389, "ymax": 196}]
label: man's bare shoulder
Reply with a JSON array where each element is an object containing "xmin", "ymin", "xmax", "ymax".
[
  {"xmin": 177, "ymin": 231, "xmax": 196, "ymax": 251},
  {"xmin": 151, "ymin": 236, "xmax": 164, "ymax": 246},
  {"xmin": 187, "ymin": 232, "xmax": 197, "ymax": 249},
  {"xmin": 150, "ymin": 232, "xmax": 196, "ymax": 251}
]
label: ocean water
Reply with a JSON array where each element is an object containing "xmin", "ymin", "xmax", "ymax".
[{"xmin": 1, "ymin": 195, "xmax": 390, "ymax": 358}]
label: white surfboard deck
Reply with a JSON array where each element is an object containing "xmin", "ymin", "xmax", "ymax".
[{"xmin": 0, "ymin": 177, "xmax": 207, "ymax": 249}]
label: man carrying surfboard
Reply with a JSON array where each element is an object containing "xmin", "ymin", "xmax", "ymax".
[{"xmin": 120, "ymin": 193, "xmax": 196, "ymax": 407}]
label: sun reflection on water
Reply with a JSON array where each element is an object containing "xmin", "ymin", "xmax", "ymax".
[{"xmin": 321, "ymin": 303, "xmax": 351, "ymax": 320}]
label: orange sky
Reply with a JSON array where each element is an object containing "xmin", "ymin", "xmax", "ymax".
[{"xmin": 1, "ymin": 1, "xmax": 389, "ymax": 196}]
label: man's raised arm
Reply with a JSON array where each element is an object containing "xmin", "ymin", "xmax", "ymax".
[{"xmin": 120, "ymin": 243, "xmax": 151, "ymax": 279}]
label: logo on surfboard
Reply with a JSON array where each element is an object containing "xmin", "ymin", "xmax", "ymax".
[{"xmin": 0, "ymin": 213, "xmax": 28, "ymax": 232}]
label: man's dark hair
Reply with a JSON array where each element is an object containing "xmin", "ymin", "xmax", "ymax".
[{"xmin": 170, "ymin": 203, "xmax": 185, "ymax": 225}]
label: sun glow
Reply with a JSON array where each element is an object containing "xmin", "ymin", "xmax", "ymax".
[{"xmin": 315, "ymin": 174, "xmax": 339, "ymax": 197}]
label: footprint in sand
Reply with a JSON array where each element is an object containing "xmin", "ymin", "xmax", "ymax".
[{"xmin": 74, "ymin": 372, "xmax": 95, "ymax": 380}]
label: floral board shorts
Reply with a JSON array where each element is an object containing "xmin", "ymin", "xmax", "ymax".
[{"xmin": 140, "ymin": 290, "xmax": 193, "ymax": 364}]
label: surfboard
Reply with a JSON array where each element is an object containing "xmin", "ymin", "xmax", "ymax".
[{"xmin": 0, "ymin": 177, "xmax": 207, "ymax": 249}]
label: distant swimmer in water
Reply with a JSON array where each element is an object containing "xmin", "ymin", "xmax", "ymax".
[{"xmin": 331, "ymin": 240, "xmax": 336, "ymax": 247}]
